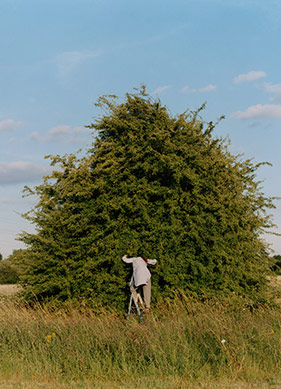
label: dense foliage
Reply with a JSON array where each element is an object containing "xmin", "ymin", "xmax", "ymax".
[
  {"xmin": 19, "ymin": 87, "xmax": 275, "ymax": 308},
  {"xmin": 270, "ymin": 255, "xmax": 281, "ymax": 275},
  {"xmin": 0, "ymin": 250, "xmax": 21, "ymax": 284}
]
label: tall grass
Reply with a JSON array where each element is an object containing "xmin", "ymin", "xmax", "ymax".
[{"xmin": 0, "ymin": 295, "xmax": 280, "ymax": 388}]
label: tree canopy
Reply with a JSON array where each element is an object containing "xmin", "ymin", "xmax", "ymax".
[{"xmin": 19, "ymin": 87, "xmax": 276, "ymax": 308}]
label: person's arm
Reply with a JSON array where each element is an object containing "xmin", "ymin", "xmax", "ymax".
[
  {"xmin": 147, "ymin": 259, "xmax": 157, "ymax": 265},
  {"xmin": 122, "ymin": 255, "xmax": 134, "ymax": 263}
]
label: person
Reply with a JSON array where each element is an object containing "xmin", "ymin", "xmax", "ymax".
[{"xmin": 122, "ymin": 254, "xmax": 157, "ymax": 311}]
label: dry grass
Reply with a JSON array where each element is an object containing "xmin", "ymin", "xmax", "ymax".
[
  {"xmin": 0, "ymin": 296, "xmax": 280, "ymax": 388},
  {"xmin": 267, "ymin": 276, "xmax": 281, "ymax": 304},
  {"xmin": 0, "ymin": 379, "xmax": 278, "ymax": 389},
  {"xmin": 0, "ymin": 281, "xmax": 281, "ymax": 388},
  {"xmin": 0, "ymin": 284, "xmax": 22, "ymax": 296}
]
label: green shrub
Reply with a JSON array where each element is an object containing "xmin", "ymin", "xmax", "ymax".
[
  {"xmin": 0, "ymin": 261, "xmax": 19, "ymax": 284},
  {"xmin": 19, "ymin": 87, "xmax": 276, "ymax": 307}
]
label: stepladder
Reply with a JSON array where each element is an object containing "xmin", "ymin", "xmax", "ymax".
[{"xmin": 127, "ymin": 277, "xmax": 145, "ymax": 322}]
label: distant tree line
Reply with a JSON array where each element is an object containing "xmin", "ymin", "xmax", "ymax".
[
  {"xmin": 0, "ymin": 250, "xmax": 22, "ymax": 284},
  {"xmin": 270, "ymin": 255, "xmax": 281, "ymax": 275}
]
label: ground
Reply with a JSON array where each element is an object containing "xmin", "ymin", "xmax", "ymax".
[{"xmin": 0, "ymin": 284, "xmax": 22, "ymax": 296}]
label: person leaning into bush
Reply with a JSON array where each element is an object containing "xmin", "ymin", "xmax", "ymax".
[{"xmin": 122, "ymin": 254, "xmax": 157, "ymax": 311}]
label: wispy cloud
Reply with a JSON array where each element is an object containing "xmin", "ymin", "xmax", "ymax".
[
  {"xmin": 198, "ymin": 84, "xmax": 216, "ymax": 93},
  {"xmin": 181, "ymin": 84, "xmax": 216, "ymax": 93},
  {"xmin": 0, "ymin": 162, "xmax": 50, "ymax": 185},
  {"xmin": 0, "ymin": 197, "xmax": 17, "ymax": 204},
  {"xmin": 181, "ymin": 85, "xmax": 190, "ymax": 93},
  {"xmin": 31, "ymin": 125, "xmax": 91, "ymax": 143},
  {"xmin": 152, "ymin": 85, "xmax": 172, "ymax": 95},
  {"xmin": 232, "ymin": 104, "xmax": 281, "ymax": 119},
  {"xmin": 55, "ymin": 50, "xmax": 100, "ymax": 78},
  {"xmin": 264, "ymin": 82, "xmax": 281, "ymax": 101},
  {"xmin": 0, "ymin": 119, "xmax": 22, "ymax": 132},
  {"xmin": 233, "ymin": 71, "xmax": 267, "ymax": 84}
]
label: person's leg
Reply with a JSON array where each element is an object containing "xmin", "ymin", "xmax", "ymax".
[{"xmin": 142, "ymin": 278, "xmax": 151, "ymax": 309}]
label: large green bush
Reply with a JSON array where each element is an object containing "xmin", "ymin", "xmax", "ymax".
[{"xmin": 19, "ymin": 87, "xmax": 275, "ymax": 308}]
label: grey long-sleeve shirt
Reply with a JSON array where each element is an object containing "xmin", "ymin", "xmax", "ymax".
[{"xmin": 122, "ymin": 255, "xmax": 157, "ymax": 287}]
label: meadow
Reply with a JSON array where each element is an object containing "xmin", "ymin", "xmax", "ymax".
[{"xmin": 0, "ymin": 286, "xmax": 280, "ymax": 389}]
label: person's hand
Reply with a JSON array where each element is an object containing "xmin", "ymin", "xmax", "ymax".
[{"xmin": 123, "ymin": 254, "xmax": 127, "ymax": 258}]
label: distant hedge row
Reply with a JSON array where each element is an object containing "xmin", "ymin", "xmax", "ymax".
[{"xmin": 0, "ymin": 251, "xmax": 20, "ymax": 284}]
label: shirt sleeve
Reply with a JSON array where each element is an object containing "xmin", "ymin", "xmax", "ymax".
[
  {"xmin": 147, "ymin": 259, "xmax": 157, "ymax": 265},
  {"xmin": 122, "ymin": 255, "xmax": 134, "ymax": 263}
]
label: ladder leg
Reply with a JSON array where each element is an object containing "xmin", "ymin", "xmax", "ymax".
[
  {"xmin": 132, "ymin": 293, "xmax": 143, "ymax": 322},
  {"xmin": 127, "ymin": 278, "xmax": 144, "ymax": 322},
  {"xmin": 128, "ymin": 293, "xmax": 133, "ymax": 316},
  {"xmin": 136, "ymin": 293, "xmax": 145, "ymax": 310}
]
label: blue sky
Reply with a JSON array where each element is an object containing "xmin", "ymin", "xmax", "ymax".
[{"xmin": 1, "ymin": 0, "xmax": 281, "ymax": 258}]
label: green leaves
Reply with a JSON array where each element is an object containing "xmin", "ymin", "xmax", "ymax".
[{"xmin": 19, "ymin": 89, "xmax": 276, "ymax": 308}]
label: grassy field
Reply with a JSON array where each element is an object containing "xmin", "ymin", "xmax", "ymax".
[{"xmin": 0, "ymin": 284, "xmax": 281, "ymax": 389}]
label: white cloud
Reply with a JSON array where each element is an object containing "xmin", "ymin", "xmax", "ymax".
[
  {"xmin": 0, "ymin": 197, "xmax": 17, "ymax": 204},
  {"xmin": 73, "ymin": 126, "xmax": 90, "ymax": 134},
  {"xmin": 49, "ymin": 125, "xmax": 71, "ymax": 139},
  {"xmin": 264, "ymin": 82, "xmax": 281, "ymax": 100},
  {"xmin": 0, "ymin": 196, "xmax": 36, "ymax": 205},
  {"xmin": 234, "ymin": 71, "xmax": 267, "ymax": 84},
  {"xmin": 0, "ymin": 119, "xmax": 22, "ymax": 132},
  {"xmin": 152, "ymin": 85, "xmax": 172, "ymax": 95},
  {"xmin": 198, "ymin": 84, "xmax": 216, "ymax": 93},
  {"xmin": 232, "ymin": 104, "xmax": 281, "ymax": 119},
  {"xmin": 182, "ymin": 84, "xmax": 216, "ymax": 93},
  {"xmin": 181, "ymin": 85, "xmax": 190, "ymax": 93},
  {"xmin": 31, "ymin": 125, "xmax": 91, "ymax": 143},
  {"xmin": 55, "ymin": 50, "xmax": 100, "ymax": 78},
  {"xmin": 0, "ymin": 162, "xmax": 50, "ymax": 185}
]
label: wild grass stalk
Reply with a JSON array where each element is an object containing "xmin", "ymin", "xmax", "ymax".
[{"xmin": 0, "ymin": 295, "xmax": 280, "ymax": 388}]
